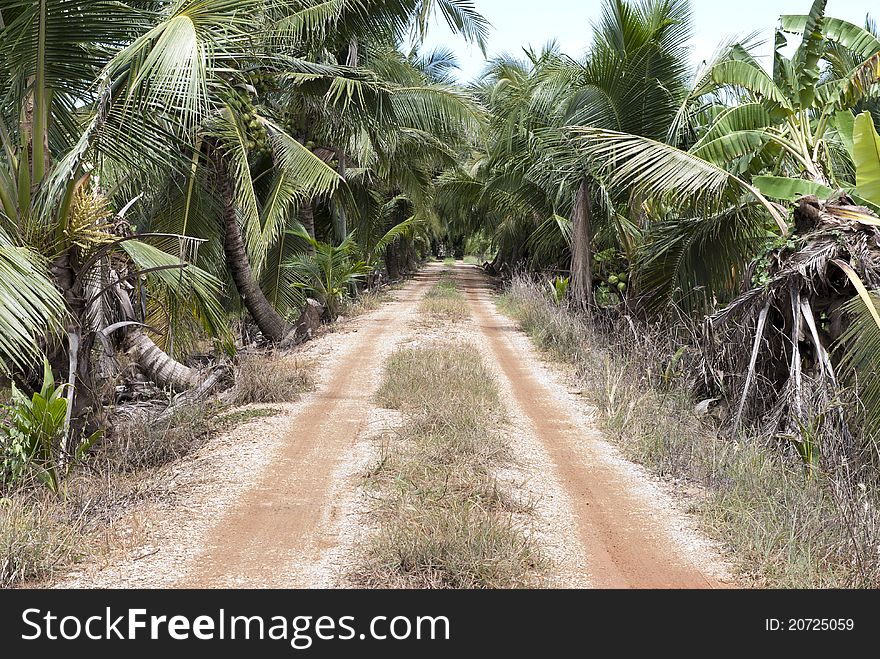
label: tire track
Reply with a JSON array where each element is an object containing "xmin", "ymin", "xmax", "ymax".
[
  {"xmin": 178, "ymin": 269, "xmax": 439, "ymax": 587},
  {"xmin": 457, "ymin": 264, "xmax": 726, "ymax": 588}
]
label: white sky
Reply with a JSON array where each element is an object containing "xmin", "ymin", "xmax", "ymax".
[{"xmin": 420, "ymin": 0, "xmax": 877, "ymax": 82}]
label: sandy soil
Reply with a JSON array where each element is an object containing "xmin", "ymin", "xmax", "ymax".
[
  {"xmin": 54, "ymin": 262, "xmax": 731, "ymax": 589},
  {"xmin": 456, "ymin": 265, "xmax": 733, "ymax": 588}
]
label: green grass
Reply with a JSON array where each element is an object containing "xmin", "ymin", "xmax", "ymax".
[
  {"xmin": 352, "ymin": 341, "xmax": 546, "ymax": 588},
  {"xmin": 498, "ymin": 274, "xmax": 880, "ymax": 588},
  {"xmin": 217, "ymin": 407, "xmax": 280, "ymax": 426}
]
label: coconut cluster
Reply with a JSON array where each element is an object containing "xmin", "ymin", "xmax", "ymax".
[
  {"xmin": 606, "ymin": 271, "xmax": 627, "ymax": 293},
  {"xmin": 227, "ymin": 89, "xmax": 271, "ymax": 158}
]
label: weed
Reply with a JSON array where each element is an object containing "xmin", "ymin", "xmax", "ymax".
[
  {"xmin": 0, "ymin": 495, "xmax": 83, "ymax": 587},
  {"xmin": 419, "ymin": 277, "xmax": 468, "ymax": 323},
  {"xmin": 354, "ymin": 341, "xmax": 546, "ymax": 588},
  {"xmin": 228, "ymin": 353, "xmax": 314, "ymax": 406},
  {"xmin": 217, "ymin": 408, "xmax": 279, "ymax": 426}
]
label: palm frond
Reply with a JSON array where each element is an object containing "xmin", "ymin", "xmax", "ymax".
[
  {"xmin": 120, "ymin": 238, "xmax": 227, "ymax": 340},
  {"xmin": 0, "ymin": 227, "xmax": 66, "ymax": 374},
  {"xmin": 573, "ymin": 127, "xmax": 788, "ymax": 232}
]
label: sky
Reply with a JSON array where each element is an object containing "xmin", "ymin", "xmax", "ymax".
[{"xmin": 419, "ymin": 0, "xmax": 878, "ymax": 82}]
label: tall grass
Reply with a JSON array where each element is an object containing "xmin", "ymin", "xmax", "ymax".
[
  {"xmin": 353, "ymin": 341, "xmax": 546, "ymax": 588},
  {"xmin": 0, "ymin": 495, "xmax": 83, "ymax": 587},
  {"xmin": 499, "ymin": 274, "xmax": 880, "ymax": 588},
  {"xmin": 228, "ymin": 352, "xmax": 314, "ymax": 406}
]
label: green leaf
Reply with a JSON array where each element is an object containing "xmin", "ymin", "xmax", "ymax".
[
  {"xmin": 753, "ymin": 175, "xmax": 834, "ymax": 201},
  {"xmin": 838, "ymin": 286, "xmax": 880, "ymax": 436},
  {"xmin": 120, "ymin": 238, "xmax": 228, "ymax": 341},
  {"xmin": 780, "ymin": 15, "xmax": 880, "ymax": 60},
  {"xmin": 691, "ymin": 130, "xmax": 769, "ymax": 165},
  {"xmin": 573, "ymin": 127, "xmax": 789, "ymax": 233},
  {"xmin": 834, "ymin": 260, "xmax": 880, "ymax": 328},
  {"xmin": 75, "ymin": 430, "xmax": 103, "ymax": 460},
  {"xmin": 853, "ymin": 111, "xmax": 880, "ymax": 205},
  {"xmin": 791, "ymin": 0, "xmax": 828, "ymax": 109},
  {"xmin": 710, "ymin": 60, "xmax": 791, "ymax": 110},
  {"xmin": 835, "ymin": 110, "xmax": 855, "ymax": 159},
  {"xmin": 0, "ymin": 229, "xmax": 66, "ymax": 374}
]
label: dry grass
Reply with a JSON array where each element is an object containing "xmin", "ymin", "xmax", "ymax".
[
  {"xmin": 352, "ymin": 341, "xmax": 546, "ymax": 588},
  {"xmin": 0, "ymin": 495, "xmax": 84, "ymax": 587},
  {"xmin": 228, "ymin": 352, "xmax": 314, "ymax": 405},
  {"xmin": 339, "ymin": 287, "xmax": 393, "ymax": 318},
  {"xmin": 499, "ymin": 274, "xmax": 880, "ymax": 588},
  {"xmin": 419, "ymin": 276, "xmax": 468, "ymax": 324},
  {"xmin": 0, "ymin": 398, "xmax": 286, "ymax": 588},
  {"xmin": 99, "ymin": 401, "xmax": 224, "ymax": 473}
]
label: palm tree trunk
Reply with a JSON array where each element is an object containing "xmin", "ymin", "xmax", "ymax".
[
  {"xmin": 385, "ymin": 241, "xmax": 400, "ymax": 280},
  {"xmin": 570, "ymin": 179, "xmax": 594, "ymax": 307},
  {"xmin": 300, "ymin": 200, "xmax": 316, "ymax": 240},
  {"xmin": 124, "ymin": 330, "xmax": 201, "ymax": 391},
  {"xmin": 332, "ymin": 154, "xmax": 348, "ymax": 243},
  {"xmin": 48, "ymin": 250, "xmax": 98, "ymax": 429},
  {"xmin": 402, "ymin": 235, "xmax": 418, "ymax": 272},
  {"xmin": 211, "ymin": 145, "xmax": 291, "ymax": 343}
]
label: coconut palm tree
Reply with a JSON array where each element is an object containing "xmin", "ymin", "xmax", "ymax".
[
  {"xmin": 440, "ymin": 0, "xmax": 696, "ymax": 306},
  {"xmin": 0, "ymin": 1, "xmax": 243, "ymax": 425},
  {"xmin": 574, "ymin": 0, "xmax": 880, "ymax": 311},
  {"xmin": 139, "ymin": 0, "xmax": 487, "ymax": 338}
]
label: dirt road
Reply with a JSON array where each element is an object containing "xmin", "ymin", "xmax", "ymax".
[
  {"xmin": 178, "ymin": 271, "xmax": 436, "ymax": 587},
  {"xmin": 59, "ymin": 262, "xmax": 728, "ymax": 588},
  {"xmin": 456, "ymin": 265, "xmax": 725, "ymax": 588}
]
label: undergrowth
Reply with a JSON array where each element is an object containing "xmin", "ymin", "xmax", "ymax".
[{"xmin": 1, "ymin": 354, "xmax": 313, "ymax": 587}]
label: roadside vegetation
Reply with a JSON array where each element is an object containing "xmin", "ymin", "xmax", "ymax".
[{"xmin": 0, "ymin": 356, "xmax": 313, "ymax": 588}]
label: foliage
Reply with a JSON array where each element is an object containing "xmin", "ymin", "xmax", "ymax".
[
  {"xmin": 286, "ymin": 232, "xmax": 371, "ymax": 317},
  {"xmin": 0, "ymin": 362, "xmax": 99, "ymax": 493},
  {"xmin": 546, "ymin": 276, "xmax": 570, "ymax": 305}
]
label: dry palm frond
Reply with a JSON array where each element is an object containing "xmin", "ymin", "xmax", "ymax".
[
  {"xmin": 713, "ymin": 193, "xmax": 880, "ymax": 329},
  {"xmin": 709, "ymin": 192, "xmax": 880, "ymax": 452}
]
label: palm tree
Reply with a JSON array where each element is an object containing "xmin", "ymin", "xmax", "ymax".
[
  {"xmin": 440, "ymin": 0, "xmax": 695, "ymax": 306},
  {"xmin": 574, "ymin": 0, "xmax": 880, "ymax": 311},
  {"xmin": 0, "ymin": 1, "xmax": 236, "ymax": 424},
  {"xmin": 144, "ymin": 0, "xmax": 488, "ymax": 338}
]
